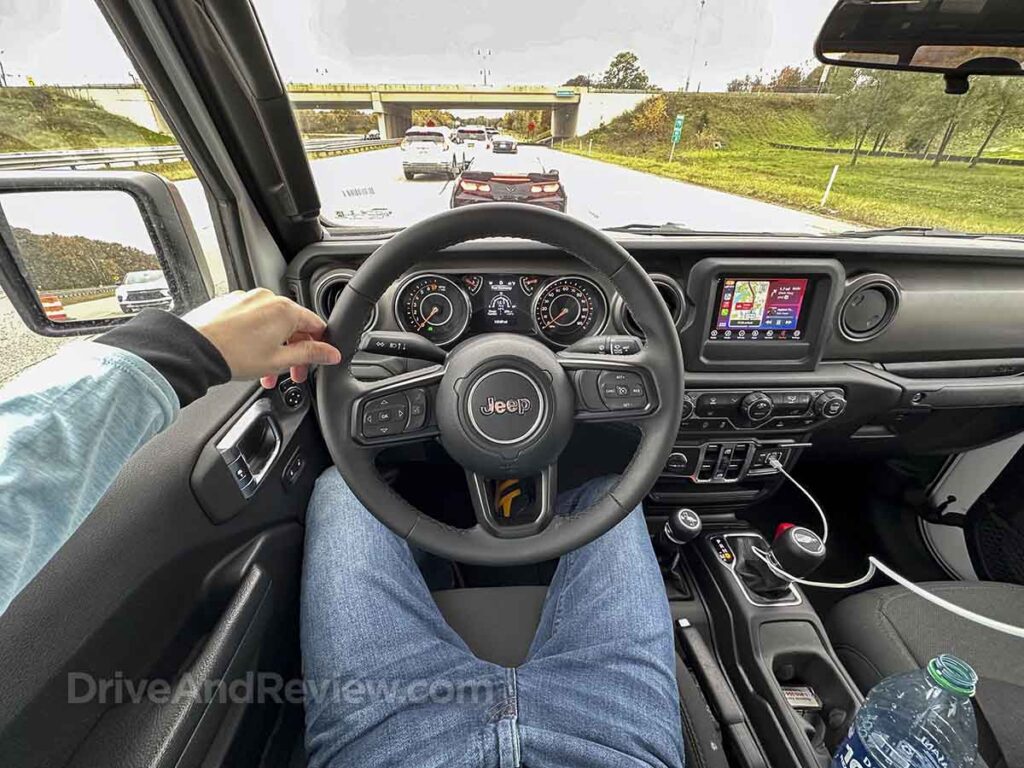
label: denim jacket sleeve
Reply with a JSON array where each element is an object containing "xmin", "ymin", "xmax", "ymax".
[{"xmin": 0, "ymin": 341, "xmax": 179, "ymax": 616}]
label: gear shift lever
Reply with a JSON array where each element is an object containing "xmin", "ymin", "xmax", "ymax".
[
  {"xmin": 659, "ymin": 508, "xmax": 702, "ymax": 550},
  {"xmin": 770, "ymin": 523, "xmax": 826, "ymax": 578}
]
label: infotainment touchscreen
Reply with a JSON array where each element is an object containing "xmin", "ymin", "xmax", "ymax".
[{"xmin": 709, "ymin": 277, "xmax": 810, "ymax": 341}]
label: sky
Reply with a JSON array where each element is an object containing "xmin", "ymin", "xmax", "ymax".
[{"xmin": 0, "ymin": 0, "xmax": 838, "ymax": 92}]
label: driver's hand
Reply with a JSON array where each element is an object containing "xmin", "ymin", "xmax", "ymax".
[{"xmin": 184, "ymin": 289, "xmax": 342, "ymax": 389}]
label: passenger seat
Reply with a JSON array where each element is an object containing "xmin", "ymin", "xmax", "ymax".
[{"xmin": 827, "ymin": 581, "xmax": 1024, "ymax": 768}]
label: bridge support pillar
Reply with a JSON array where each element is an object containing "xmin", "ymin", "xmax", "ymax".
[
  {"xmin": 372, "ymin": 93, "xmax": 412, "ymax": 139},
  {"xmin": 551, "ymin": 104, "xmax": 579, "ymax": 139}
]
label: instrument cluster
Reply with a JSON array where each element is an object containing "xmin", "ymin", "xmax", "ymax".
[{"xmin": 394, "ymin": 272, "xmax": 608, "ymax": 348}]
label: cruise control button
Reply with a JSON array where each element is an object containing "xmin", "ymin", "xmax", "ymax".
[
  {"xmin": 598, "ymin": 371, "xmax": 646, "ymax": 408},
  {"xmin": 608, "ymin": 397, "xmax": 646, "ymax": 411},
  {"xmin": 406, "ymin": 388, "xmax": 427, "ymax": 431}
]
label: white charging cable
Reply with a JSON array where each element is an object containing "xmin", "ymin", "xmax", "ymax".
[{"xmin": 752, "ymin": 456, "xmax": 1024, "ymax": 640}]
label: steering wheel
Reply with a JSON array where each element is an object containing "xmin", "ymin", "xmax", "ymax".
[{"xmin": 317, "ymin": 204, "xmax": 684, "ymax": 566}]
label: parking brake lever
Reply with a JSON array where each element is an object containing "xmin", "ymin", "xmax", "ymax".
[{"xmin": 359, "ymin": 331, "xmax": 447, "ymax": 363}]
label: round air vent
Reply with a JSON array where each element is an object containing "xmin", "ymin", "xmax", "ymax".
[
  {"xmin": 839, "ymin": 274, "xmax": 900, "ymax": 342},
  {"xmin": 619, "ymin": 274, "xmax": 686, "ymax": 337},
  {"xmin": 313, "ymin": 270, "xmax": 377, "ymax": 331}
]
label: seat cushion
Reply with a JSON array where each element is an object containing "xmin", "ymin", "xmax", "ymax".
[
  {"xmin": 826, "ymin": 580, "xmax": 1024, "ymax": 692},
  {"xmin": 432, "ymin": 585, "xmax": 548, "ymax": 667},
  {"xmin": 827, "ymin": 581, "xmax": 1024, "ymax": 768}
]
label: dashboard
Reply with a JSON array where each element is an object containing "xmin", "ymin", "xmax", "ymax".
[{"xmin": 289, "ymin": 234, "xmax": 1024, "ymax": 506}]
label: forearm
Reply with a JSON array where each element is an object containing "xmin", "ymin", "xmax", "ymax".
[{"xmin": 0, "ymin": 311, "xmax": 229, "ymax": 615}]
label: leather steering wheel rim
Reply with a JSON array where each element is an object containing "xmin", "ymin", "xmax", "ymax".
[{"xmin": 317, "ymin": 204, "xmax": 684, "ymax": 566}]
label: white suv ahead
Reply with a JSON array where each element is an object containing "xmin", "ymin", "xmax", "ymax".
[{"xmin": 400, "ymin": 126, "xmax": 465, "ymax": 180}]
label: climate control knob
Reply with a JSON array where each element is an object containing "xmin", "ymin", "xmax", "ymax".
[
  {"xmin": 814, "ymin": 391, "xmax": 848, "ymax": 419},
  {"xmin": 741, "ymin": 392, "xmax": 774, "ymax": 423},
  {"xmin": 681, "ymin": 394, "xmax": 696, "ymax": 421}
]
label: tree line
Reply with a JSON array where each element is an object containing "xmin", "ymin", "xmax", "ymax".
[
  {"xmin": 10, "ymin": 228, "xmax": 159, "ymax": 290},
  {"xmin": 825, "ymin": 68, "xmax": 1024, "ymax": 167}
]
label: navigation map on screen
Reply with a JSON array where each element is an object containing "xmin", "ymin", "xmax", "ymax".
[{"xmin": 710, "ymin": 277, "xmax": 809, "ymax": 341}]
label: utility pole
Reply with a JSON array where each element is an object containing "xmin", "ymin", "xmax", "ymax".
[
  {"xmin": 475, "ymin": 48, "xmax": 493, "ymax": 86},
  {"xmin": 0, "ymin": 50, "xmax": 9, "ymax": 88},
  {"xmin": 684, "ymin": 0, "xmax": 707, "ymax": 93}
]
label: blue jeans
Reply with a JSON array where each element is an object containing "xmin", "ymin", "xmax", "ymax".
[{"xmin": 301, "ymin": 469, "xmax": 684, "ymax": 768}]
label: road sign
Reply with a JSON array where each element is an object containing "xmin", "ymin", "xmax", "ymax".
[
  {"xmin": 669, "ymin": 114, "xmax": 685, "ymax": 162},
  {"xmin": 672, "ymin": 114, "xmax": 685, "ymax": 144}
]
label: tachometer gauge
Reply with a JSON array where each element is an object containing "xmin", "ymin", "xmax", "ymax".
[
  {"xmin": 533, "ymin": 277, "xmax": 607, "ymax": 346},
  {"xmin": 395, "ymin": 274, "xmax": 471, "ymax": 346}
]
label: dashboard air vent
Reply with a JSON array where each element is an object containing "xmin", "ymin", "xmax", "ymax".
[
  {"xmin": 313, "ymin": 270, "xmax": 377, "ymax": 330},
  {"xmin": 621, "ymin": 274, "xmax": 686, "ymax": 337},
  {"xmin": 839, "ymin": 275, "xmax": 899, "ymax": 342}
]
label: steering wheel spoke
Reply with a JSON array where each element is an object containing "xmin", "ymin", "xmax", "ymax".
[
  {"xmin": 557, "ymin": 347, "xmax": 661, "ymax": 424},
  {"xmin": 351, "ymin": 365, "xmax": 445, "ymax": 447},
  {"xmin": 466, "ymin": 464, "xmax": 558, "ymax": 539}
]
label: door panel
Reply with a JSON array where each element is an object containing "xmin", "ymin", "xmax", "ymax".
[{"xmin": 0, "ymin": 380, "xmax": 328, "ymax": 767}]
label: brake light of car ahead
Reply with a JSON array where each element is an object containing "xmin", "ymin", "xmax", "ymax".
[
  {"xmin": 460, "ymin": 179, "xmax": 492, "ymax": 193},
  {"xmin": 529, "ymin": 182, "xmax": 561, "ymax": 196}
]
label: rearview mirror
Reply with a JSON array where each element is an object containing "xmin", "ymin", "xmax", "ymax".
[
  {"xmin": 816, "ymin": 0, "xmax": 1024, "ymax": 92},
  {"xmin": 0, "ymin": 172, "xmax": 211, "ymax": 336}
]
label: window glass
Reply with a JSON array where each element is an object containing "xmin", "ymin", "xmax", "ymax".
[
  {"xmin": 0, "ymin": 0, "xmax": 229, "ymax": 385},
  {"xmin": 251, "ymin": 0, "xmax": 1023, "ymax": 238}
]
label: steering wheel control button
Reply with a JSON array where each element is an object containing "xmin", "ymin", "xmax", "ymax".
[
  {"xmin": 362, "ymin": 393, "xmax": 410, "ymax": 438},
  {"xmin": 406, "ymin": 388, "xmax": 428, "ymax": 431},
  {"xmin": 597, "ymin": 371, "xmax": 648, "ymax": 410},
  {"xmin": 740, "ymin": 392, "xmax": 774, "ymax": 423},
  {"xmin": 467, "ymin": 368, "xmax": 545, "ymax": 445}
]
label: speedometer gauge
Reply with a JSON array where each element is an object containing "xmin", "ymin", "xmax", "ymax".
[
  {"xmin": 533, "ymin": 277, "xmax": 607, "ymax": 346},
  {"xmin": 395, "ymin": 274, "xmax": 471, "ymax": 346}
]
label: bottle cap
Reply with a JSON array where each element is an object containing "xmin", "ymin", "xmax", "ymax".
[{"xmin": 928, "ymin": 654, "xmax": 978, "ymax": 697}]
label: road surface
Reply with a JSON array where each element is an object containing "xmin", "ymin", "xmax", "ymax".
[
  {"xmin": 2, "ymin": 145, "xmax": 852, "ymax": 384},
  {"xmin": 312, "ymin": 145, "xmax": 850, "ymax": 234}
]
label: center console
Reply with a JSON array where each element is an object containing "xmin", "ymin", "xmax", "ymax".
[
  {"xmin": 658, "ymin": 258, "xmax": 849, "ymax": 492},
  {"xmin": 652, "ymin": 258, "xmax": 865, "ymax": 768}
]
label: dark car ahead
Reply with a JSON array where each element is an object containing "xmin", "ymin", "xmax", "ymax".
[
  {"xmin": 492, "ymin": 134, "xmax": 518, "ymax": 154},
  {"xmin": 450, "ymin": 170, "xmax": 567, "ymax": 212}
]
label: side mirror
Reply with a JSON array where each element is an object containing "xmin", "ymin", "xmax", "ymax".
[
  {"xmin": 0, "ymin": 171, "xmax": 211, "ymax": 337},
  {"xmin": 816, "ymin": 0, "xmax": 1024, "ymax": 91}
]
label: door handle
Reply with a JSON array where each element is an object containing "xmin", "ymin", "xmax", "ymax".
[{"xmin": 216, "ymin": 399, "xmax": 282, "ymax": 499}]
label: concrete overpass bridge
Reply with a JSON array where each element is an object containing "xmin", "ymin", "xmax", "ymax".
[{"xmin": 60, "ymin": 83, "xmax": 656, "ymax": 139}]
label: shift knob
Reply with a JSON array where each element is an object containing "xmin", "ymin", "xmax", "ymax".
[
  {"xmin": 771, "ymin": 524, "xmax": 826, "ymax": 577},
  {"xmin": 663, "ymin": 508, "xmax": 703, "ymax": 546}
]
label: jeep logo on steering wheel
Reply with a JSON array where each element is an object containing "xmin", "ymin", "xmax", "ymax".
[{"xmin": 480, "ymin": 397, "xmax": 532, "ymax": 416}]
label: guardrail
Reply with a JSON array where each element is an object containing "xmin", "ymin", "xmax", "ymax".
[{"xmin": 0, "ymin": 137, "xmax": 398, "ymax": 172}]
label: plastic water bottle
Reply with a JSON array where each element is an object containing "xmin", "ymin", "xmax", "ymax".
[{"xmin": 832, "ymin": 654, "xmax": 979, "ymax": 768}]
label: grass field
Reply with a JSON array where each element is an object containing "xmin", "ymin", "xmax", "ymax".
[
  {"xmin": 568, "ymin": 92, "xmax": 1024, "ymax": 235},
  {"xmin": 0, "ymin": 88, "xmax": 173, "ymax": 153}
]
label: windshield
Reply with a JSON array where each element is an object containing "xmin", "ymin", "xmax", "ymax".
[
  {"xmin": 252, "ymin": 0, "xmax": 1023, "ymax": 237},
  {"xmin": 405, "ymin": 133, "xmax": 445, "ymax": 143},
  {"xmin": 124, "ymin": 270, "xmax": 165, "ymax": 285}
]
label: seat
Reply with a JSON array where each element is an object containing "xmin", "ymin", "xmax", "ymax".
[
  {"xmin": 827, "ymin": 581, "xmax": 1024, "ymax": 768},
  {"xmin": 432, "ymin": 586, "xmax": 730, "ymax": 768}
]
